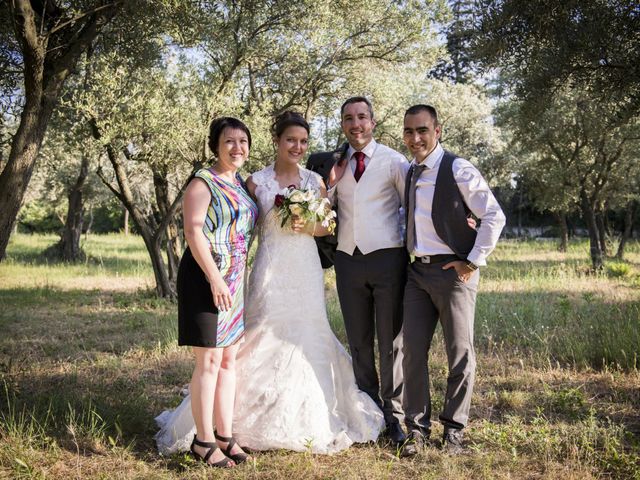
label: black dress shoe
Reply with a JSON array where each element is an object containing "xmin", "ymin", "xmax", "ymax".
[
  {"xmin": 383, "ymin": 422, "xmax": 407, "ymax": 446},
  {"xmin": 442, "ymin": 429, "xmax": 465, "ymax": 455}
]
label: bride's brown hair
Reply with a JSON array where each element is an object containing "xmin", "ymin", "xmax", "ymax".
[{"xmin": 271, "ymin": 111, "xmax": 310, "ymax": 138}]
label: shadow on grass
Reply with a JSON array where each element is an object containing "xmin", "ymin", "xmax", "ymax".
[
  {"xmin": 0, "ymin": 350, "xmax": 191, "ymax": 458},
  {"xmin": 2, "ymin": 349, "xmax": 638, "ymax": 466},
  {"xmin": 0, "ymin": 286, "xmax": 176, "ymax": 363},
  {"xmin": 6, "ymin": 247, "xmax": 152, "ymax": 275},
  {"xmin": 0, "ymin": 285, "xmax": 185, "ymax": 458}
]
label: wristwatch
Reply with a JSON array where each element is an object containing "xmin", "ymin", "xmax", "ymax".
[{"xmin": 466, "ymin": 260, "xmax": 479, "ymax": 271}]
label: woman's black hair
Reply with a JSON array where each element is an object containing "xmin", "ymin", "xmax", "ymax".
[
  {"xmin": 270, "ymin": 111, "xmax": 310, "ymax": 138},
  {"xmin": 208, "ymin": 117, "xmax": 252, "ymax": 157}
]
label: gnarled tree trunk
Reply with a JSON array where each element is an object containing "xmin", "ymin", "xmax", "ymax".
[
  {"xmin": 153, "ymin": 169, "xmax": 182, "ymax": 286},
  {"xmin": 595, "ymin": 210, "xmax": 608, "ymax": 256},
  {"xmin": 0, "ymin": 0, "xmax": 120, "ymax": 261},
  {"xmin": 580, "ymin": 189, "xmax": 603, "ymax": 271},
  {"xmin": 554, "ymin": 211, "xmax": 569, "ymax": 252},
  {"xmin": 99, "ymin": 144, "xmax": 176, "ymax": 298},
  {"xmin": 166, "ymin": 221, "xmax": 181, "ymax": 284},
  {"xmin": 616, "ymin": 200, "xmax": 636, "ymax": 260},
  {"xmin": 0, "ymin": 92, "xmax": 55, "ymax": 259},
  {"xmin": 95, "ymin": 136, "xmax": 189, "ymax": 298},
  {"xmin": 58, "ymin": 156, "xmax": 90, "ymax": 261}
]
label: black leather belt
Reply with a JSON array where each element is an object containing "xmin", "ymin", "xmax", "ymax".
[{"xmin": 414, "ymin": 254, "xmax": 459, "ymax": 264}]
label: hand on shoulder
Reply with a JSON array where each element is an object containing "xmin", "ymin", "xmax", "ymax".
[{"xmin": 328, "ymin": 160, "xmax": 348, "ymax": 189}]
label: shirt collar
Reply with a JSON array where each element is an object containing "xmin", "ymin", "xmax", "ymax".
[
  {"xmin": 411, "ymin": 142, "xmax": 443, "ymax": 169},
  {"xmin": 348, "ymin": 139, "xmax": 377, "ymax": 160}
]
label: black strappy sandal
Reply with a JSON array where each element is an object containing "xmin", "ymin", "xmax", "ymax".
[
  {"xmin": 214, "ymin": 430, "xmax": 251, "ymax": 464},
  {"xmin": 190, "ymin": 434, "xmax": 235, "ymax": 468}
]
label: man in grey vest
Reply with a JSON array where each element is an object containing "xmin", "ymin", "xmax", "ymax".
[{"xmin": 400, "ymin": 104, "xmax": 505, "ymax": 456}]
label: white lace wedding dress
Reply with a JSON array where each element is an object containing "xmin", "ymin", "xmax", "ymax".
[{"xmin": 155, "ymin": 164, "xmax": 384, "ymax": 455}]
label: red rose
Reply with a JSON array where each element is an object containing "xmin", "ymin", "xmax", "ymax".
[{"xmin": 274, "ymin": 194, "xmax": 285, "ymax": 207}]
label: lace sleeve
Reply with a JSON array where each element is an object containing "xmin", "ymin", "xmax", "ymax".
[
  {"xmin": 251, "ymin": 165, "xmax": 277, "ymax": 214},
  {"xmin": 303, "ymin": 169, "xmax": 324, "ymax": 195},
  {"xmin": 250, "ymin": 165, "xmax": 272, "ymax": 187}
]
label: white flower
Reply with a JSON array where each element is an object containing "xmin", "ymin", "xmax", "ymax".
[
  {"xmin": 289, "ymin": 204, "xmax": 304, "ymax": 216},
  {"xmin": 303, "ymin": 189, "xmax": 316, "ymax": 202},
  {"xmin": 290, "ymin": 190, "xmax": 305, "ymax": 203},
  {"xmin": 308, "ymin": 200, "xmax": 320, "ymax": 214}
]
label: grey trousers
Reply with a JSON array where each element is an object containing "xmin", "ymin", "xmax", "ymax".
[
  {"xmin": 402, "ymin": 260, "xmax": 479, "ymax": 433},
  {"xmin": 334, "ymin": 247, "xmax": 408, "ymax": 425}
]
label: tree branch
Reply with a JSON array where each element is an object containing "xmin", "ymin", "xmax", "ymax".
[
  {"xmin": 48, "ymin": 3, "xmax": 119, "ymax": 35},
  {"xmin": 10, "ymin": 0, "xmax": 40, "ymax": 56},
  {"xmin": 153, "ymin": 170, "xmax": 194, "ymax": 246},
  {"xmin": 49, "ymin": 2, "xmax": 121, "ymax": 80},
  {"xmin": 96, "ymin": 163, "xmax": 124, "ymax": 203}
]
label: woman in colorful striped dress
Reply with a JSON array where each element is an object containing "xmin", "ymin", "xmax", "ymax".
[{"xmin": 173, "ymin": 117, "xmax": 258, "ymax": 468}]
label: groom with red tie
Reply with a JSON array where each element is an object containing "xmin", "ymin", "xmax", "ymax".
[{"xmin": 313, "ymin": 97, "xmax": 410, "ymax": 447}]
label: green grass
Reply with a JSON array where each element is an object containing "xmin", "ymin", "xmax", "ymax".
[
  {"xmin": 0, "ymin": 233, "xmax": 153, "ymax": 291},
  {"xmin": 0, "ymin": 233, "xmax": 639, "ymax": 479},
  {"xmin": 475, "ymin": 239, "xmax": 640, "ymax": 370}
]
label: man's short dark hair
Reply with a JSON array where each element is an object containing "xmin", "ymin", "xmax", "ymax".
[
  {"xmin": 341, "ymin": 96, "xmax": 374, "ymax": 120},
  {"xmin": 404, "ymin": 104, "xmax": 439, "ymax": 126}
]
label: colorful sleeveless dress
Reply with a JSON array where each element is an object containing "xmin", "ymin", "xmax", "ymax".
[{"xmin": 177, "ymin": 168, "xmax": 258, "ymax": 347}]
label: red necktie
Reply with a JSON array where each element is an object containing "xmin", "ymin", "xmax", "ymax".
[{"xmin": 353, "ymin": 151, "xmax": 366, "ymax": 182}]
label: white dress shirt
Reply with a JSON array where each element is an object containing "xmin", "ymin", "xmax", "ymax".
[
  {"xmin": 412, "ymin": 142, "xmax": 505, "ymax": 266},
  {"xmin": 329, "ymin": 139, "xmax": 409, "ymax": 254}
]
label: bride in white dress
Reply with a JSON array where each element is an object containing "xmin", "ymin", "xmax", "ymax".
[{"xmin": 155, "ymin": 111, "xmax": 383, "ymax": 456}]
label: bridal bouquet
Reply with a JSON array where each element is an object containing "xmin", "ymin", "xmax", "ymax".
[{"xmin": 274, "ymin": 185, "xmax": 337, "ymax": 233}]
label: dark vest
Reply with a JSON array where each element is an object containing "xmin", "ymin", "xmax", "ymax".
[{"xmin": 405, "ymin": 150, "xmax": 477, "ymax": 259}]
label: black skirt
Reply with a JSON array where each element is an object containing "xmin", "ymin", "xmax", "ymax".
[{"xmin": 177, "ymin": 247, "xmax": 219, "ymax": 347}]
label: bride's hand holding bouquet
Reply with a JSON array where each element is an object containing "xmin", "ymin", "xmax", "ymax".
[{"xmin": 275, "ymin": 185, "xmax": 336, "ymax": 235}]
